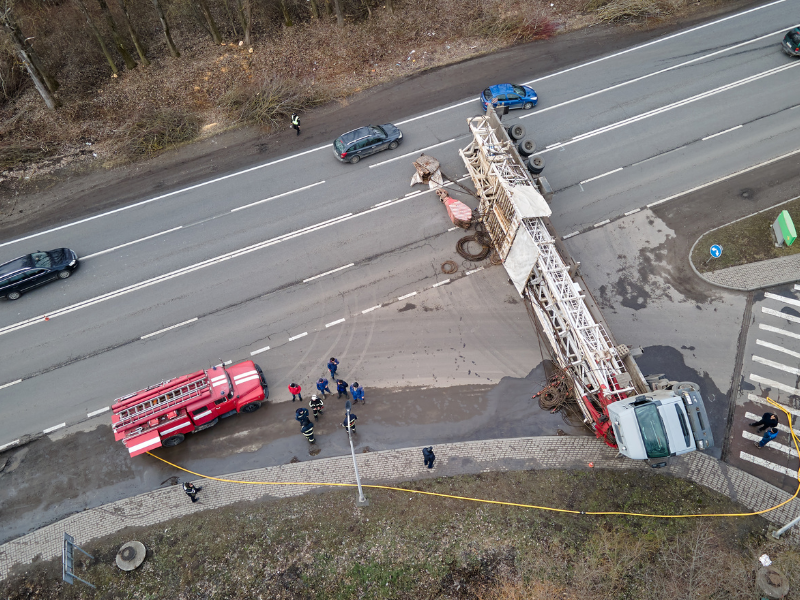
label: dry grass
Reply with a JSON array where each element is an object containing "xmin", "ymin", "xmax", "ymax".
[
  {"xmin": 590, "ymin": 0, "xmax": 687, "ymax": 23},
  {"xmin": 1, "ymin": 469, "xmax": 796, "ymax": 599}
]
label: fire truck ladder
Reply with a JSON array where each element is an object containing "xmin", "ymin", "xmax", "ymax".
[
  {"xmin": 460, "ymin": 109, "xmax": 634, "ymax": 430},
  {"xmin": 113, "ymin": 376, "xmax": 209, "ymax": 431}
]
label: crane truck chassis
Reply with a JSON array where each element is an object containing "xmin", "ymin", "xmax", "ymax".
[{"xmin": 459, "ymin": 105, "xmax": 713, "ymax": 463}]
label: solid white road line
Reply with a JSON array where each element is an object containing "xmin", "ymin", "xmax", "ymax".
[
  {"xmin": 398, "ymin": 292, "xmax": 417, "ymax": 300},
  {"xmin": 250, "ymin": 345, "xmax": 271, "ymax": 356},
  {"xmin": 369, "ymin": 138, "xmax": 459, "ymax": 168},
  {"xmin": 763, "ymin": 306, "xmax": 800, "ymax": 325},
  {"xmin": 82, "ymin": 227, "xmax": 183, "ymax": 260},
  {"xmin": 702, "ymin": 125, "xmax": 743, "ymax": 141},
  {"xmin": 539, "ymin": 62, "xmax": 800, "ymax": 155},
  {"xmin": 465, "ymin": 267, "xmax": 484, "ymax": 275},
  {"xmin": 0, "ymin": 439, "xmax": 20, "ymax": 452},
  {"xmin": 231, "ymin": 180, "xmax": 326, "ymax": 212},
  {"xmin": 753, "ymin": 355, "xmax": 800, "ymax": 376},
  {"xmin": 141, "ymin": 317, "xmax": 198, "ymax": 340},
  {"xmin": 580, "ymin": 168, "xmax": 622, "ymax": 185},
  {"xmin": 0, "ymin": 379, "xmax": 22, "ymax": 391},
  {"xmin": 756, "ymin": 339, "xmax": 800, "ymax": 361},
  {"xmin": 432, "ymin": 279, "xmax": 450, "ymax": 288},
  {"xmin": 288, "ymin": 332, "xmax": 308, "ymax": 341},
  {"xmin": 739, "ymin": 451, "xmax": 798, "ymax": 478},
  {"xmin": 520, "ymin": 25, "xmax": 795, "ymax": 120},
  {"xmin": 326, "ymin": 318, "xmax": 345, "ymax": 328},
  {"xmin": 361, "ymin": 304, "xmax": 381, "ymax": 314},
  {"xmin": 519, "ymin": 2, "xmax": 790, "ymax": 88},
  {"xmin": 747, "ymin": 393, "xmax": 800, "ymax": 419},
  {"xmin": 745, "ymin": 412, "xmax": 800, "ymax": 438},
  {"xmin": 649, "ymin": 147, "xmax": 800, "ymax": 208},
  {"xmin": 742, "ymin": 430, "xmax": 799, "ymax": 457},
  {"xmin": 594, "ymin": 219, "xmax": 610, "ymax": 227},
  {"xmin": 303, "ymin": 263, "xmax": 354, "ymax": 283},
  {"xmin": 624, "ymin": 208, "xmax": 641, "ymax": 216},
  {"xmin": 749, "ymin": 374, "xmax": 800, "ymax": 396},
  {"xmin": 87, "ymin": 406, "xmax": 110, "ymax": 418},
  {"xmin": 0, "ymin": 145, "xmax": 331, "ymax": 250},
  {"xmin": 760, "ymin": 323, "xmax": 800, "ymax": 341},
  {"xmin": 765, "ymin": 292, "xmax": 800, "ymax": 308},
  {"xmin": 43, "ymin": 423, "xmax": 66, "ymax": 434}
]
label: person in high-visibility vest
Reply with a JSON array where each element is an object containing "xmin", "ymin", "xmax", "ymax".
[
  {"xmin": 291, "ymin": 113, "xmax": 301, "ymax": 136},
  {"xmin": 301, "ymin": 418, "xmax": 315, "ymax": 443},
  {"xmin": 295, "ymin": 407, "xmax": 310, "ymax": 422},
  {"xmin": 310, "ymin": 395, "xmax": 324, "ymax": 420},
  {"xmin": 342, "ymin": 413, "xmax": 357, "ymax": 434}
]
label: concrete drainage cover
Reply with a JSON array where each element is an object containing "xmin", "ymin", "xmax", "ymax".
[
  {"xmin": 756, "ymin": 566, "xmax": 789, "ymax": 599},
  {"xmin": 116, "ymin": 541, "xmax": 146, "ymax": 571}
]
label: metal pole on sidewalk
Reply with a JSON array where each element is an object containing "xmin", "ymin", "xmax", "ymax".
[
  {"xmin": 772, "ymin": 514, "xmax": 800, "ymax": 539},
  {"xmin": 345, "ymin": 400, "xmax": 368, "ymax": 506}
]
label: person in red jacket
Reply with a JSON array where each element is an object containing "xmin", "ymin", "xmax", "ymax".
[{"xmin": 288, "ymin": 382, "xmax": 303, "ymax": 402}]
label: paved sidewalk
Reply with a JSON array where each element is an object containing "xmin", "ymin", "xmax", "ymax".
[
  {"xmin": 2, "ymin": 436, "xmax": 799, "ymax": 580},
  {"xmin": 695, "ymin": 253, "xmax": 800, "ymax": 291}
]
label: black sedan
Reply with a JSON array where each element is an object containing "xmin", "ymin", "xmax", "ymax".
[
  {"xmin": 0, "ymin": 248, "xmax": 79, "ymax": 301},
  {"xmin": 333, "ymin": 124, "xmax": 403, "ymax": 164}
]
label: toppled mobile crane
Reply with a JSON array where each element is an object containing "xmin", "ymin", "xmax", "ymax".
[{"xmin": 460, "ymin": 106, "xmax": 713, "ymax": 463}]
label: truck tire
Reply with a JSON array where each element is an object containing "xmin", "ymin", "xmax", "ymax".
[
  {"xmin": 162, "ymin": 434, "xmax": 185, "ymax": 447},
  {"xmin": 518, "ymin": 139, "xmax": 536, "ymax": 157},
  {"xmin": 527, "ymin": 155, "xmax": 545, "ymax": 175},
  {"xmin": 255, "ymin": 364, "xmax": 269, "ymax": 399},
  {"xmin": 673, "ymin": 381, "xmax": 701, "ymax": 392},
  {"xmin": 507, "ymin": 124, "xmax": 526, "ymax": 141},
  {"xmin": 241, "ymin": 402, "xmax": 262, "ymax": 413}
]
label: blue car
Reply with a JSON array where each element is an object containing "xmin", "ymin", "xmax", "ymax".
[{"xmin": 480, "ymin": 84, "xmax": 538, "ymax": 112}]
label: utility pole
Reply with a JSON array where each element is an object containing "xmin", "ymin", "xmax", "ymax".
[{"xmin": 345, "ymin": 400, "xmax": 368, "ymax": 506}]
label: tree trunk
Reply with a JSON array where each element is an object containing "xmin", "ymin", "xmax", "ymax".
[
  {"xmin": 385, "ymin": 0, "xmax": 392, "ymax": 14},
  {"xmin": 234, "ymin": 0, "xmax": 249, "ymax": 44},
  {"xmin": 360, "ymin": 0, "xmax": 371, "ymax": 18},
  {"xmin": 331, "ymin": 0, "xmax": 343, "ymax": 26},
  {"xmin": 195, "ymin": 0, "xmax": 222, "ymax": 44},
  {"xmin": 324, "ymin": 0, "xmax": 332, "ymax": 16},
  {"xmin": 96, "ymin": 0, "xmax": 137, "ymax": 69},
  {"xmin": 223, "ymin": 0, "xmax": 239, "ymax": 38},
  {"xmin": 308, "ymin": 0, "xmax": 319, "ymax": 19},
  {"xmin": 1, "ymin": 6, "xmax": 59, "ymax": 93},
  {"xmin": 74, "ymin": 0, "xmax": 119, "ymax": 74},
  {"xmin": 115, "ymin": 0, "xmax": 150, "ymax": 65},
  {"xmin": 279, "ymin": 0, "xmax": 292, "ymax": 26},
  {"xmin": 0, "ymin": 14, "xmax": 59, "ymax": 108},
  {"xmin": 150, "ymin": 0, "xmax": 179, "ymax": 57}
]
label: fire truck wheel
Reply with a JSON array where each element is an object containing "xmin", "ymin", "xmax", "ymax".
[
  {"xmin": 241, "ymin": 402, "xmax": 262, "ymax": 413},
  {"xmin": 6, "ymin": 290, "xmax": 21, "ymax": 301},
  {"xmin": 162, "ymin": 434, "xmax": 185, "ymax": 447},
  {"xmin": 388, "ymin": 141, "xmax": 399, "ymax": 150}
]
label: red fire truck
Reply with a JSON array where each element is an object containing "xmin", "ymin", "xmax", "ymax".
[{"xmin": 112, "ymin": 360, "xmax": 268, "ymax": 457}]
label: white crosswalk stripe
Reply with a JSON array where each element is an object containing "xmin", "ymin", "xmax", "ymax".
[
  {"xmin": 746, "ymin": 394, "xmax": 800, "ymax": 419},
  {"xmin": 752, "ymin": 355, "xmax": 800, "ymax": 376},
  {"xmin": 739, "ymin": 451, "xmax": 799, "ymax": 478},
  {"xmin": 756, "ymin": 339, "xmax": 800, "ymax": 360},
  {"xmin": 765, "ymin": 292, "xmax": 800, "ymax": 308},
  {"xmin": 748, "ymin": 374, "xmax": 800, "ymax": 396},
  {"xmin": 762, "ymin": 306, "xmax": 800, "ymax": 325},
  {"xmin": 759, "ymin": 323, "xmax": 800, "ymax": 341}
]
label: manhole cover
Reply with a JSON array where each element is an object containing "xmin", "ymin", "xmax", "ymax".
[{"xmin": 116, "ymin": 541, "xmax": 146, "ymax": 571}]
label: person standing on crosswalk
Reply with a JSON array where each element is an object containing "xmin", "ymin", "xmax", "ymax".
[
  {"xmin": 749, "ymin": 412, "xmax": 779, "ymax": 432},
  {"xmin": 754, "ymin": 426, "xmax": 779, "ymax": 449}
]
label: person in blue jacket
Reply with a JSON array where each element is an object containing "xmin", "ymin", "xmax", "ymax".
[
  {"xmin": 350, "ymin": 382, "xmax": 365, "ymax": 404},
  {"xmin": 327, "ymin": 357, "xmax": 339, "ymax": 378},
  {"xmin": 316, "ymin": 377, "xmax": 332, "ymax": 398},
  {"xmin": 755, "ymin": 427, "xmax": 779, "ymax": 449},
  {"xmin": 295, "ymin": 407, "xmax": 309, "ymax": 422},
  {"xmin": 336, "ymin": 379, "xmax": 349, "ymax": 399}
]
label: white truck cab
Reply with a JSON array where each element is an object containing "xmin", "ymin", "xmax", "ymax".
[{"xmin": 608, "ymin": 388, "xmax": 713, "ymax": 462}]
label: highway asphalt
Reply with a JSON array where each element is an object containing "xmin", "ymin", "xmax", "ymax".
[{"xmin": 1, "ymin": 0, "xmax": 800, "ymax": 541}]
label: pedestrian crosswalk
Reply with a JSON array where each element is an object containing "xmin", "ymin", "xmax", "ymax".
[{"xmin": 736, "ymin": 287, "xmax": 800, "ymax": 484}]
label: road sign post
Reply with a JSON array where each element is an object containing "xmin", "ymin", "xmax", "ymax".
[
  {"xmin": 345, "ymin": 400, "xmax": 368, "ymax": 507},
  {"xmin": 63, "ymin": 533, "xmax": 95, "ymax": 589}
]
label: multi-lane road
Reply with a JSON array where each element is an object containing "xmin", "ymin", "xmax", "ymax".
[{"xmin": 1, "ymin": 0, "xmax": 800, "ymax": 538}]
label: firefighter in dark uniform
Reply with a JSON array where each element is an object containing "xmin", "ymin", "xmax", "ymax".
[
  {"xmin": 183, "ymin": 481, "xmax": 201, "ymax": 503},
  {"xmin": 295, "ymin": 407, "xmax": 310, "ymax": 422},
  {"xmin": 310, "ymin": 395, "xmax": 324, "ymax": 420},
  {"xmin": 300, "ymin": 417, "xmax": 316, "ymax": 443},
  {"xmin": 342, "ymin": 412, "xmax": 357, "ymax": 434}
]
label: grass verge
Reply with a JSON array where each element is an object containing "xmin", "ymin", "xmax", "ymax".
[
  {"xmin": 2, "ymin": 469, "xmax": 797, "ymax": 599},
  {"xmin": 691, "ymin": 196, "xmax": 800, "ymax": 273}
]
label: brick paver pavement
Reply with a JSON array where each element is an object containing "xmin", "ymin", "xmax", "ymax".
[
  {"xmin": 693, "ymin": 251, "xmax": 800, "ymax": 291},
  {"xmin": 2, "ymin": 436, "xmax": 798, "ymax": 580}
]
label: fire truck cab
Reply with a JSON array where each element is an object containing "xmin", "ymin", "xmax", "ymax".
[{"xmin": 112, "ymin": 360, "xmax": 268, "ymax": 457}]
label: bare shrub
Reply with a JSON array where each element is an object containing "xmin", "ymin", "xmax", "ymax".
[
  {"xmin": 220, "ymin": 77, "xmax": 328, "ymax": 128},
  {"xmin": 592, "ymin": 0, "xmax": 683, "ymax": 22},
  {"xmin": 122, "ymin": 108, "xmax": 202, "ymax": 156},
  {"xmin": 0, "ymin": 47, "xmax": 27, "ymax": 104},
  {"xmin": 0, "ymin": 141, "xmax": 58, "ymax": 170}
]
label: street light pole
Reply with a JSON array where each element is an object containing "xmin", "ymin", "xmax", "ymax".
[{"xmin": 345, "ymin": 400, "xmax": 368, "ymax": 506}]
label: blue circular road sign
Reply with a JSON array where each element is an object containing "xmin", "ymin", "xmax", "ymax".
[{"xmin": 710, "ymin": 244, "xmax": 722, "ymax": 258}]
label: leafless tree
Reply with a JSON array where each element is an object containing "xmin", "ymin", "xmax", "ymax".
[
  {"xmin": 195, "ymin": 0, "xmax": 222, "ymax": 44},
  {"xmin": 0, "ymin": 0, "xmax": 59, "ymax": 108},
  {"xmin": 233, "ymin": 0, "xmax": 250, "ymax": 44},
  {"xmin": 114, "ymin": 0, "xmax": 150, "ymax": 65},
  {"xmin": 278, "ymin": 0, "xmax": 292, "ymax": 26},
  {"xmin": 73, "ymin": 0, "xmax": 120, "ymax": 74},
  {"xmin": 307, "ymin": 0, "xmax": 319, "ymax": 19},
  {"xmin": 150, "ymin": 0, "xmax": 180, "ymax": 57},
  {"xmin": 331, "ymin": 0, "xmax": 342, "ymax": 26},
  {"xmin": 95, "ymin": 0, "xmax": 137, "ymax": 69},
  {"xmin": 385, "ymin": 0, "xmax": 392, "ymax": 14}
]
